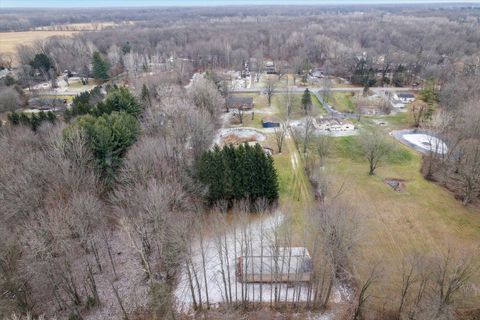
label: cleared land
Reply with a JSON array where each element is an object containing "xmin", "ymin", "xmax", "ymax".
[
  {"xmin": 0, "ymin": 30, "xmax": 78, "ymax": 63},
  {"xmin": 33, "ymin": 21, "xmax": 124, "ymax": 31},
  {"xmin": 326, "ymin": 92, "xmax": 355, "ymax": 113},
  {"xmin": 324, "ymin": 132, "xmax": 480, "ymax": 308}
]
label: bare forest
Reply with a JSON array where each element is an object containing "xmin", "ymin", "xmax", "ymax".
[{"xmin": 1, "ymin": 3, "xmax": 480, "ymax": 320}]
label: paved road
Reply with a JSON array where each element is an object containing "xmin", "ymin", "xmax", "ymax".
[
  {"xmin": 233, "ymin": 85, "xmax": 414, "ymax": 119},
  {"xmin": 311, "ymin": 91, "xmax": 355, "ymax": 119},
  {"xmin": 231, "ymin": 86, "xmax": 416, "ymax": 94}
]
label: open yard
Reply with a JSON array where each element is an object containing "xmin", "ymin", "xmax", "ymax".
[
  {"xmin": 325, "ymin": 92, "xmax": 355, "ymax": 113},
  {"xmin": 0, "ymin": 30, "xmax": 78, "ymax": 64},
  {"xmin": 323, "ymin": 134, "xmax": 480, "ymax": 308}
]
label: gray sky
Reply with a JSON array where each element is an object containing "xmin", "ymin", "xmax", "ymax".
[{"xmin": 1, "ymin": 0, "xmax": 479, "ymax": 8}]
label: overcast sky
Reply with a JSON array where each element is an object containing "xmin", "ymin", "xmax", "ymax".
[{"xmin": 1, "ymin": 0, "xmax": 479, "ymax": 8}]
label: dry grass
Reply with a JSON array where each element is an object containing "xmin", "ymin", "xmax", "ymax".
[
  {"xmin": 33, "ymin": 21, "xmax": 125, "ymax": 31},
  {"xmin": 326, "ymin": 138, "xmax": 480, "ymax": 308},
  {"xmin": 0, "ymin": 30, "xmax": 78, "ymax": 63}
]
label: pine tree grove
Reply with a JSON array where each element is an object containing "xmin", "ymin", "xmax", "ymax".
[{"xmin": 196, "ymin": 143, "xmax": 279, "ymax": 208}]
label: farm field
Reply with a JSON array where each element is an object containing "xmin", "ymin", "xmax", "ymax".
[
  {"xmin": 0, "ymin": 30, "xmax": 78, "ymax": 63},
  {"xmin": 33, "ymin": 21, "xmax": 127, "ymax": 31}
]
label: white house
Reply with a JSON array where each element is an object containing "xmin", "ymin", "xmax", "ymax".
[
  {"xmin": 393, "ymin": 92, "xmax": 415, "ymax": 103},
  {"xmin": 315, "ymin": 118, "xmax": 355, "ymax": 132}
]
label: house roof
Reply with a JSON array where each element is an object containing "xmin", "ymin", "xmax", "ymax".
[
  {"xmin": 397, "ymin": 92, "xmax": 415, "ymax": 99},
  {"xmin": 226, "ymin": 96, "xmax": 253, "ymax": 106},
  {"xmin": 241, "ymin": 247, "xmax": 312, "ymax": 276}
]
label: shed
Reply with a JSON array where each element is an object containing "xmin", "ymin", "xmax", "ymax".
[
  {"xmin": 226, "ymin": 96, "xmax": 254, "ymax": 110},
  {"xmin": 237, "ymin": 247, "xmax": 312, "ymax": 283},
  {"xmin": 262, "ymin": 116, "xmax": 280, "ymax": 128}
]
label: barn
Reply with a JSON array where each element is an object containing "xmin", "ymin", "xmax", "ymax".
[
  {"xmin": 236, "ymin": 247, "xmax": 312, "ymax": 283},
  {"xmin": 262, "ymin": 116, "xmax": 280, "ymax": 128}
]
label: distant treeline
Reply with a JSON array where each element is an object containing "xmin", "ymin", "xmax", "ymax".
[
  {"xmin": 7, "ymin": 5, "xmax": 479, "ymax": 90},
  {"xmin": 0, "ymin": 5, "xmax": 478, "ymax": 31}
]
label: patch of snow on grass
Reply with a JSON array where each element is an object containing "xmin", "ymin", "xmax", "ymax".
[{"xmin": 403, "ymin": 133, "xmax": 448, "ymax": 154}]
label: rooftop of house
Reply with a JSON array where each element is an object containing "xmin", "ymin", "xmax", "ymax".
[
  {"xmin": 240, "ymin": 247, "xmax": 312, "ymax": 275},
  {"xmin": 226, "ymin": 96, "xmax": 254, "ymax": 106},
  {"xmin": 397, "ymin": 92, "xmax": 415, "ymax": 99}
]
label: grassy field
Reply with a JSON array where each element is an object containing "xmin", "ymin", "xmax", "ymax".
[
  {"xmin": 311, "ymin": 93, "xmax": 328, "ymax": 116},
  {"xmin": 0, "ymin": 30, "xmax": 78, "ymax": 63},
  {"xmin": 324, "ymin": 134, "xmax": 480, "ymax": 308},
  {"xmin": 326, "ymin": 92, "xmax": 355, "ymax": 113},
  {"xmin": 33, "ymin": 21, "xmax": 124, "ymax": 31},
  {"xmin": 229, "ymin": 89, "xmax": 480, "ymax": 308}
]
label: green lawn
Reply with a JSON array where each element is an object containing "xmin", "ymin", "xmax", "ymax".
[
  {"xmin": 321, "ymin": 134, "xmax": 480, "ymax": 308},
  {"xmin": 311, "ymin": 93, "xmax": 327, "ymax": 115},
  {"xmin": 325, "ymin": 92, "xmax": 355, "ymax": 113}
]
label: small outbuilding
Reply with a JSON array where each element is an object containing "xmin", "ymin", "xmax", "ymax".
[
  {"xmin": 393, "ymin": 92, "xmax": 415, "ymax": 103},
  {"xmin": 237, "ymin": 247, "xmax": 312, "ymax": 283},
  {"xmin": 226, "ymin": 96, "xmax": 254, "ymax": 111},
  {"xmin": 262, "ymin": 116, "xmax": 281, "ymax": 128}
]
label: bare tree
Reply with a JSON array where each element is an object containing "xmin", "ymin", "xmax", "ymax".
[
  {"xmin": 450, "ymin": 140, "xmax": 480, "ymax": 205},
  {"xmin": 316, "ymin": 135, "xmax": 331, "ymax": 167},
  {"xmin": 274, "ymin": 121, "xmax": 287, "ymax": 153},
  {"xmin": 352, "ymin": 264, "xmax": 381, "ymax": 320},
  {"xmin": 280, "ymin": 86, "xmax": 295, "ymax": 119},
  {"xmin": 303, "ymin": 116, "xmax": 314, "ymax": 154},
  {"xmin": 264, "ymin": 79, "xmax": 276, "ymax": 106},
  {"xmin": 188, "ymin": 76, "xmax": 225, "ymax": 116},
  {"xmin": 360, "ymin": 130, "xmax": 392, "ymax": 175},
  {"xmin": 0, "ymin": 87, "xmax": 22, "ymax": 113},
  {"xmin": 409, "ymin": 100, "xmax": 429, "ymax": 128},
  {"xmin": 430, "ymin": 249, "xmax": 478, "ymax": 318}
]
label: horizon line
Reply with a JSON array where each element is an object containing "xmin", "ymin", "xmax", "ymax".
[{"xmin": 2, "ymin": 1, "xmax": 480, "ymax": 10}]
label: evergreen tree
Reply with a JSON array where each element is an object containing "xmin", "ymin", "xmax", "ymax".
[
  {"xmin": 141, "ymin": 83, "xmax": 151, "ymax": 107},
  {"xmin": 196, "ymin": 143, "xmax": 279, "ymax": 208},
  {"xmin": 301, "ymin": 88, "xmax": 312, "ymax": 115},
  {"xmin": 7, "ymin": 112, "xmax": 20, "ymax": 125},
  {"xmin": 19, "ymin": 113, "xmax": 30, "ymax": 126},
  {"xmin": 30, "ymin": 53, "xmax": 52, "ymax": 76},
  {"xmin": 70, "ymin": 112, "xmax": 140, "ymax": 184},
  {"xmin": 92, "ymin": 51, "xmax": 110, "ymax": 81},
  {"xmin": 121, "ymin": 41, "xmax": 131, "ymax": 54},
  {"xmin": 38, "ymin": 111, "xmax": 47, "ymax": 122},
  {"xmin": 30, "ymin": 113, "xmax": 40, "ymax": 131},
  {"xmin": 46, "ymin": 111, "xmax": 57, "ymax": 123},
  {"xmin": 93, "ymin": 87, "xmax": 142, "ymax": 117}
]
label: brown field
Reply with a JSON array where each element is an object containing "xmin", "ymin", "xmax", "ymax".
[
  {"xmin": 33, "ymin": 21, "xmax": 132, "ymax": 31},
  {"xmin": 326, "ymin": 137, "xmax": 480, "ymax": 309},
  {"xmin": 0, "ymin": 30, "xmax": 78, "ymax": 63}
]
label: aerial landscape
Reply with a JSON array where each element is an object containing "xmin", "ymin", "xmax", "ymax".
[{"xmin": 0, "ymin": 0, "xmax": 479, "ymax": 319}]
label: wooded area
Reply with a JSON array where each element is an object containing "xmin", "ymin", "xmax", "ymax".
[{"xmin": 0, "ymin": 3, "xmax": 479, "ymax": 320}]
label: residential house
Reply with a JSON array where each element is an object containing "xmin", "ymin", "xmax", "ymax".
[
  {"xmin": 393, "ymin": 92, "xmax": 415, "ymax": 103},
  {"xmin": 236, "ymin": 247, "xmax": 312, "ymax": 283},
  {"xmin": 226, "ymin": 96, "xmax": 254, "ymax": 111}
]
